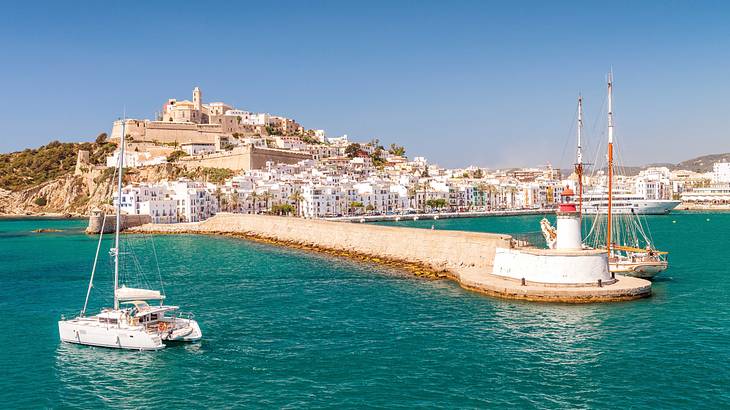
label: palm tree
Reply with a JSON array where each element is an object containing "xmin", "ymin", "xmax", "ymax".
[
  {"xmin": 289, "ymin": 189, "xmax": 304, "ymax": 217},
  {"xmin": 230, "ymin": 189, "xmax": 239, "ymax": 212},
  {"xmin": 420, "ymin": 180, "xmax": 429, "ymax": 213},
  {"xmin": 261, "ymin": 191, "xmax": 273, "ymax": 213},
  {"xmin": 407, "ymin": 183, "xmax": 419, "ymax": 211},
  {"xmin": 476, "ymin": 183, "xmax": 488, "ymax": 209},
  {"xmin": 214, "ymin": 187, "xmax": 222, "ymax": 212},
  {"xmin": 250, "ymin": 191, "xmax": 260, "ymax": 214}
]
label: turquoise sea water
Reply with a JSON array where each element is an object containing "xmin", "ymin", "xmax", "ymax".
[{"xmin": 1, "ymin": 213, "xmax": 729, "ymax": 408}]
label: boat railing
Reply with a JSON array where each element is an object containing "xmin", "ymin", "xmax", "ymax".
[{"xmin": 173, "ymin": 311, "xmax": 196, "ymax": 321}]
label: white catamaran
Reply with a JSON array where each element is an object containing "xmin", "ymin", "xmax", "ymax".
[{"xmin": 58, "ymin": 120, "xmax": 202, "ymax": 350}]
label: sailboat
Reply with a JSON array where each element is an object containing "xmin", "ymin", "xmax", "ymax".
[
  {"xmin": 541, "ymin": 76, "xmax": 668, "ymax": 279},
  {"xmin": 584, "ymin": 73, "xmax": 669, "ymax": 279},
  {"xmin": 58, "ymin": 120, "xmax": 202, "ymax": 350}
]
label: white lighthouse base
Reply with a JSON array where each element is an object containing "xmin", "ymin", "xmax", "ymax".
[{"xmin": 492, "ymin": 247, "xmax": 613, "ymax": 286}]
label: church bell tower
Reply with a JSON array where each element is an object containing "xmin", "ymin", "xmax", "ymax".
[{"xmin": 193, "ymin": 86, "xmax": 202, "ymax": 111}]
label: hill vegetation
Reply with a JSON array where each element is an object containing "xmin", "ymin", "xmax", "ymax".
[
  {"xmin": 0, "ymin": 136, "xmax": 115, "ymax": 191},
  {"xmin": 671, "ymin": 153, "xmax": 730, "ymax": 173}
]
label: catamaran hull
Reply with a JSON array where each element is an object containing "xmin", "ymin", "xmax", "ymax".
[
  {"xmin": 58, "ymin": 320, "xmax": 165, "ymax": 350},
  {"xmin": 160, "ymin": 318, "xmax": 202, "ymax": 342}
]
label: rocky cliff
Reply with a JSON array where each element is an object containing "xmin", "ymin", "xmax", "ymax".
[{"xmin": 0, "ymin": 161, "xmax": 231, "ymax": 216}]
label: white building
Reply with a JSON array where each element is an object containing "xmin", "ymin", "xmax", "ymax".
[
  {"xmin": 635, "ymin": 167, "xmax": 672, "ymax": 200},
  {"xmin": 167, "ymin": 181, "xmax": 219, "ymax": 222},
  {"xmin": 712, "ymin": 161, "xmax": 730, "ymax": 183},
  {"xmin": 180, "ymin": 142, "xmax": 216, "ymax": 156},
  {"xmin": 106, "ymin": 150, "xmax": 167, "ymax": 168},
  {"xmin": 112, "ymin": 185, "xmax": 177, "ymax": 223}
]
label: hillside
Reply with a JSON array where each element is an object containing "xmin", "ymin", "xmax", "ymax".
[
  {"xmin": 0, "ymin": 137, "xmax": 115, "ymax": 191},
  {"xmin": 671, "ymin": 153, "xmax": 730, "ymax": 173},
  {"xmin": 0, "ymin": 136, "xmax": 234, "ymax": 216},
  {"xmin": 564, "ymin": 153, "xmax": 730, "ymax": 176}
]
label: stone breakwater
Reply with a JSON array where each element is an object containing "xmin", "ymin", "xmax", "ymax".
[
  {"xmin": 130, "ymin": 213, "xmax": 651, "ymax": 303},
  {"xmin": 86, "ymin": 214, "xmax": 151, "ymax": 234}
]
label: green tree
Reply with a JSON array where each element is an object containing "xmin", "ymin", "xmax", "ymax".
[
  {"xmin": 230, "ymin": 189, "xmax": 239, "ymax": 212},
  {"xmin": 214, "ymin": 187, "xmax": 222, "ymax": 211},
  {"xmin": 271, "ymin": 203, "xmax": 296, "ymax": 215},
  {"xmin": 261, "ymin": 191, "xmax": 273, "ymax": 212},
  {"xmin": 95, "ymin": 133, "xmax": 108, "ymax": 145},
  {"xmin": 345, "ymin": 143, "xmax": 362, "ymax": 158},
  {"xmin": 370, "ymin": 148, "xmax": 386, "ymax": 167},
  {"xmin": 388, "ymin": 143, "xmax": 406, "ymax": 157},
  {"xmin": 289, "ymin": 189, "xmax": 304, "ymax": 217},
  {"xmin": 166, "ymin": 150, "xmax": 188, "ymax": 163},
  {"xmin": 251, "ymin": 188, "xmax": 261, "ymax": 213},
  {"xmin": 349, "ymin": 201, "xmax": 364, "ymax": 215}
]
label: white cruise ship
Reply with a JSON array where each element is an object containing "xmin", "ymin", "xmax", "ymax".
[{"xmin": 581, "ymin": 190, "xmax": 680, "ymax": 215}]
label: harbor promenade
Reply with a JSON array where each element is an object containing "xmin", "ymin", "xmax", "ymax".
[
  {"xmin": 325, "ymin": 209, "xmax": 552, "ymax": 223},
  {"xmin": 130, "ymin": 213, "xmax": 651, "ymax": 303}
]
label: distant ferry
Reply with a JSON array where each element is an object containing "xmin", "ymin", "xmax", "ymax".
[{"xmin": 581, "ymin": 191, "xmax": 680, "ymax": 215}]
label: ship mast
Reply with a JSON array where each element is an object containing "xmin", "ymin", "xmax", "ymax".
[
  {"xmin": 606, "ymin": 73, "xmax": 614, "ymax": 257},
  {"xmin": 575, "ymin": 94, "xmax": 584, "ymax": 218},
  {"xmin": 113, "ymin": 119, "xmax": 125, "ymax": 310}
]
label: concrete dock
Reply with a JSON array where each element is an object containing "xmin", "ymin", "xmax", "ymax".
[{"xmin": 130, "ymin": 213, "xmax": 651, "ymax": 303}]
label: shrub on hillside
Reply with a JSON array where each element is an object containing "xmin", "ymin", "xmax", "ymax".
[{"xmin": 166, "ymin": 150, "xmax": 188, "ymax": 163}]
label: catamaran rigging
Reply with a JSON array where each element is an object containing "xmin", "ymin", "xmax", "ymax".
[{"xmin": 59, "ymin": 118, "xmax": 202, "ymax": 350}]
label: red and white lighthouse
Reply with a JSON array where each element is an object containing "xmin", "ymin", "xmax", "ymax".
[{"xmin": 556, "ymin": 186, "xmax": 582, "ymax": 249}]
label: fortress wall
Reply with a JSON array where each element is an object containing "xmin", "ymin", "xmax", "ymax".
[{"xmin": 178, "ymin": 146, "xmax": 311, "ymax": 171}]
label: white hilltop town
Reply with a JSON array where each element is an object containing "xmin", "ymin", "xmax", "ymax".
[{"xmin": 93, "ymin": 87, "xmax": 730, "ymax": 224}]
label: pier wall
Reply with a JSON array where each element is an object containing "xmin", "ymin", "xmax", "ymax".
[
  {"xmin": 138, "ymin": 213, "xmax": 513, "ymax": 273},
  {"xmin": 131, "ymin": 214, "xmax": 652, "ymax": 303}
]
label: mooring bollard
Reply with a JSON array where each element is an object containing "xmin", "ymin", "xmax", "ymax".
[
  {"xmin": 598, "ymin": 279, "xmax": 603, "ymax": 287},
  {"xmin": 521, "ymin": 278, "xmax": 526, "ymax": 286}
]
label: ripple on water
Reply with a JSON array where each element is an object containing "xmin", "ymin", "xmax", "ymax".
[{"xmin": 0, "ymin": 215, "xmax": 729, "ymax": 408}]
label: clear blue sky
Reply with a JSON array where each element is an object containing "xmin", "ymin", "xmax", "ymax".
[{"xmin": 1, "ymin": 1, "xmax": 728, "ymax": 168}]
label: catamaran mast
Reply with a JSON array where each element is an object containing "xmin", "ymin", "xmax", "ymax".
[
  {"xmin": 113, "ymin": 119, "xmax": 125, "ymax": 310},
  {"xmin": 576, "ymin": 94, "xmax": 584, "ymax": 217},
  {"xmin": 606, "ymin": 73, "xmax": 614, "ymax": 257}
]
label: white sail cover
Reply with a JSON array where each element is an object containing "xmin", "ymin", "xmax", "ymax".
[{"xmin": 115, "ymin": 286, "xmax": 165, "ymax": 301}]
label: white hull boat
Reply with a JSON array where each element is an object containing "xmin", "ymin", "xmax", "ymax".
[
  {"xmin": 543, "ymin": 75, "xmax": 670, "ymax": 281},
  {"xmin": 58, "ymin": 119, "xmax": 202, "ymax": 351},
  {"xmin": 582, "ymin": 198, "xmax": 680, "ymax": 215},
  {"xmin": 610, "ymin": 260, "xmax": 667, "ymax": 279},
  {"xmin": 59, "ymin": 316, "xmax": 164, "ymax": 351}
]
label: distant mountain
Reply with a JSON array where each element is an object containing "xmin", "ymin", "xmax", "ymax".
[
  {"xmin": 561, "ymin": 153, "xmax": 730, "ymax": 176},
  {"xmin": 671, "ymin": 153, "xmax": 730, "ymax": 173}
]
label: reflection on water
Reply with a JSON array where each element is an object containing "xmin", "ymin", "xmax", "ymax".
[{"xmin": 54, "ymin": 342, "xmax": 204, "ymax": 408}]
